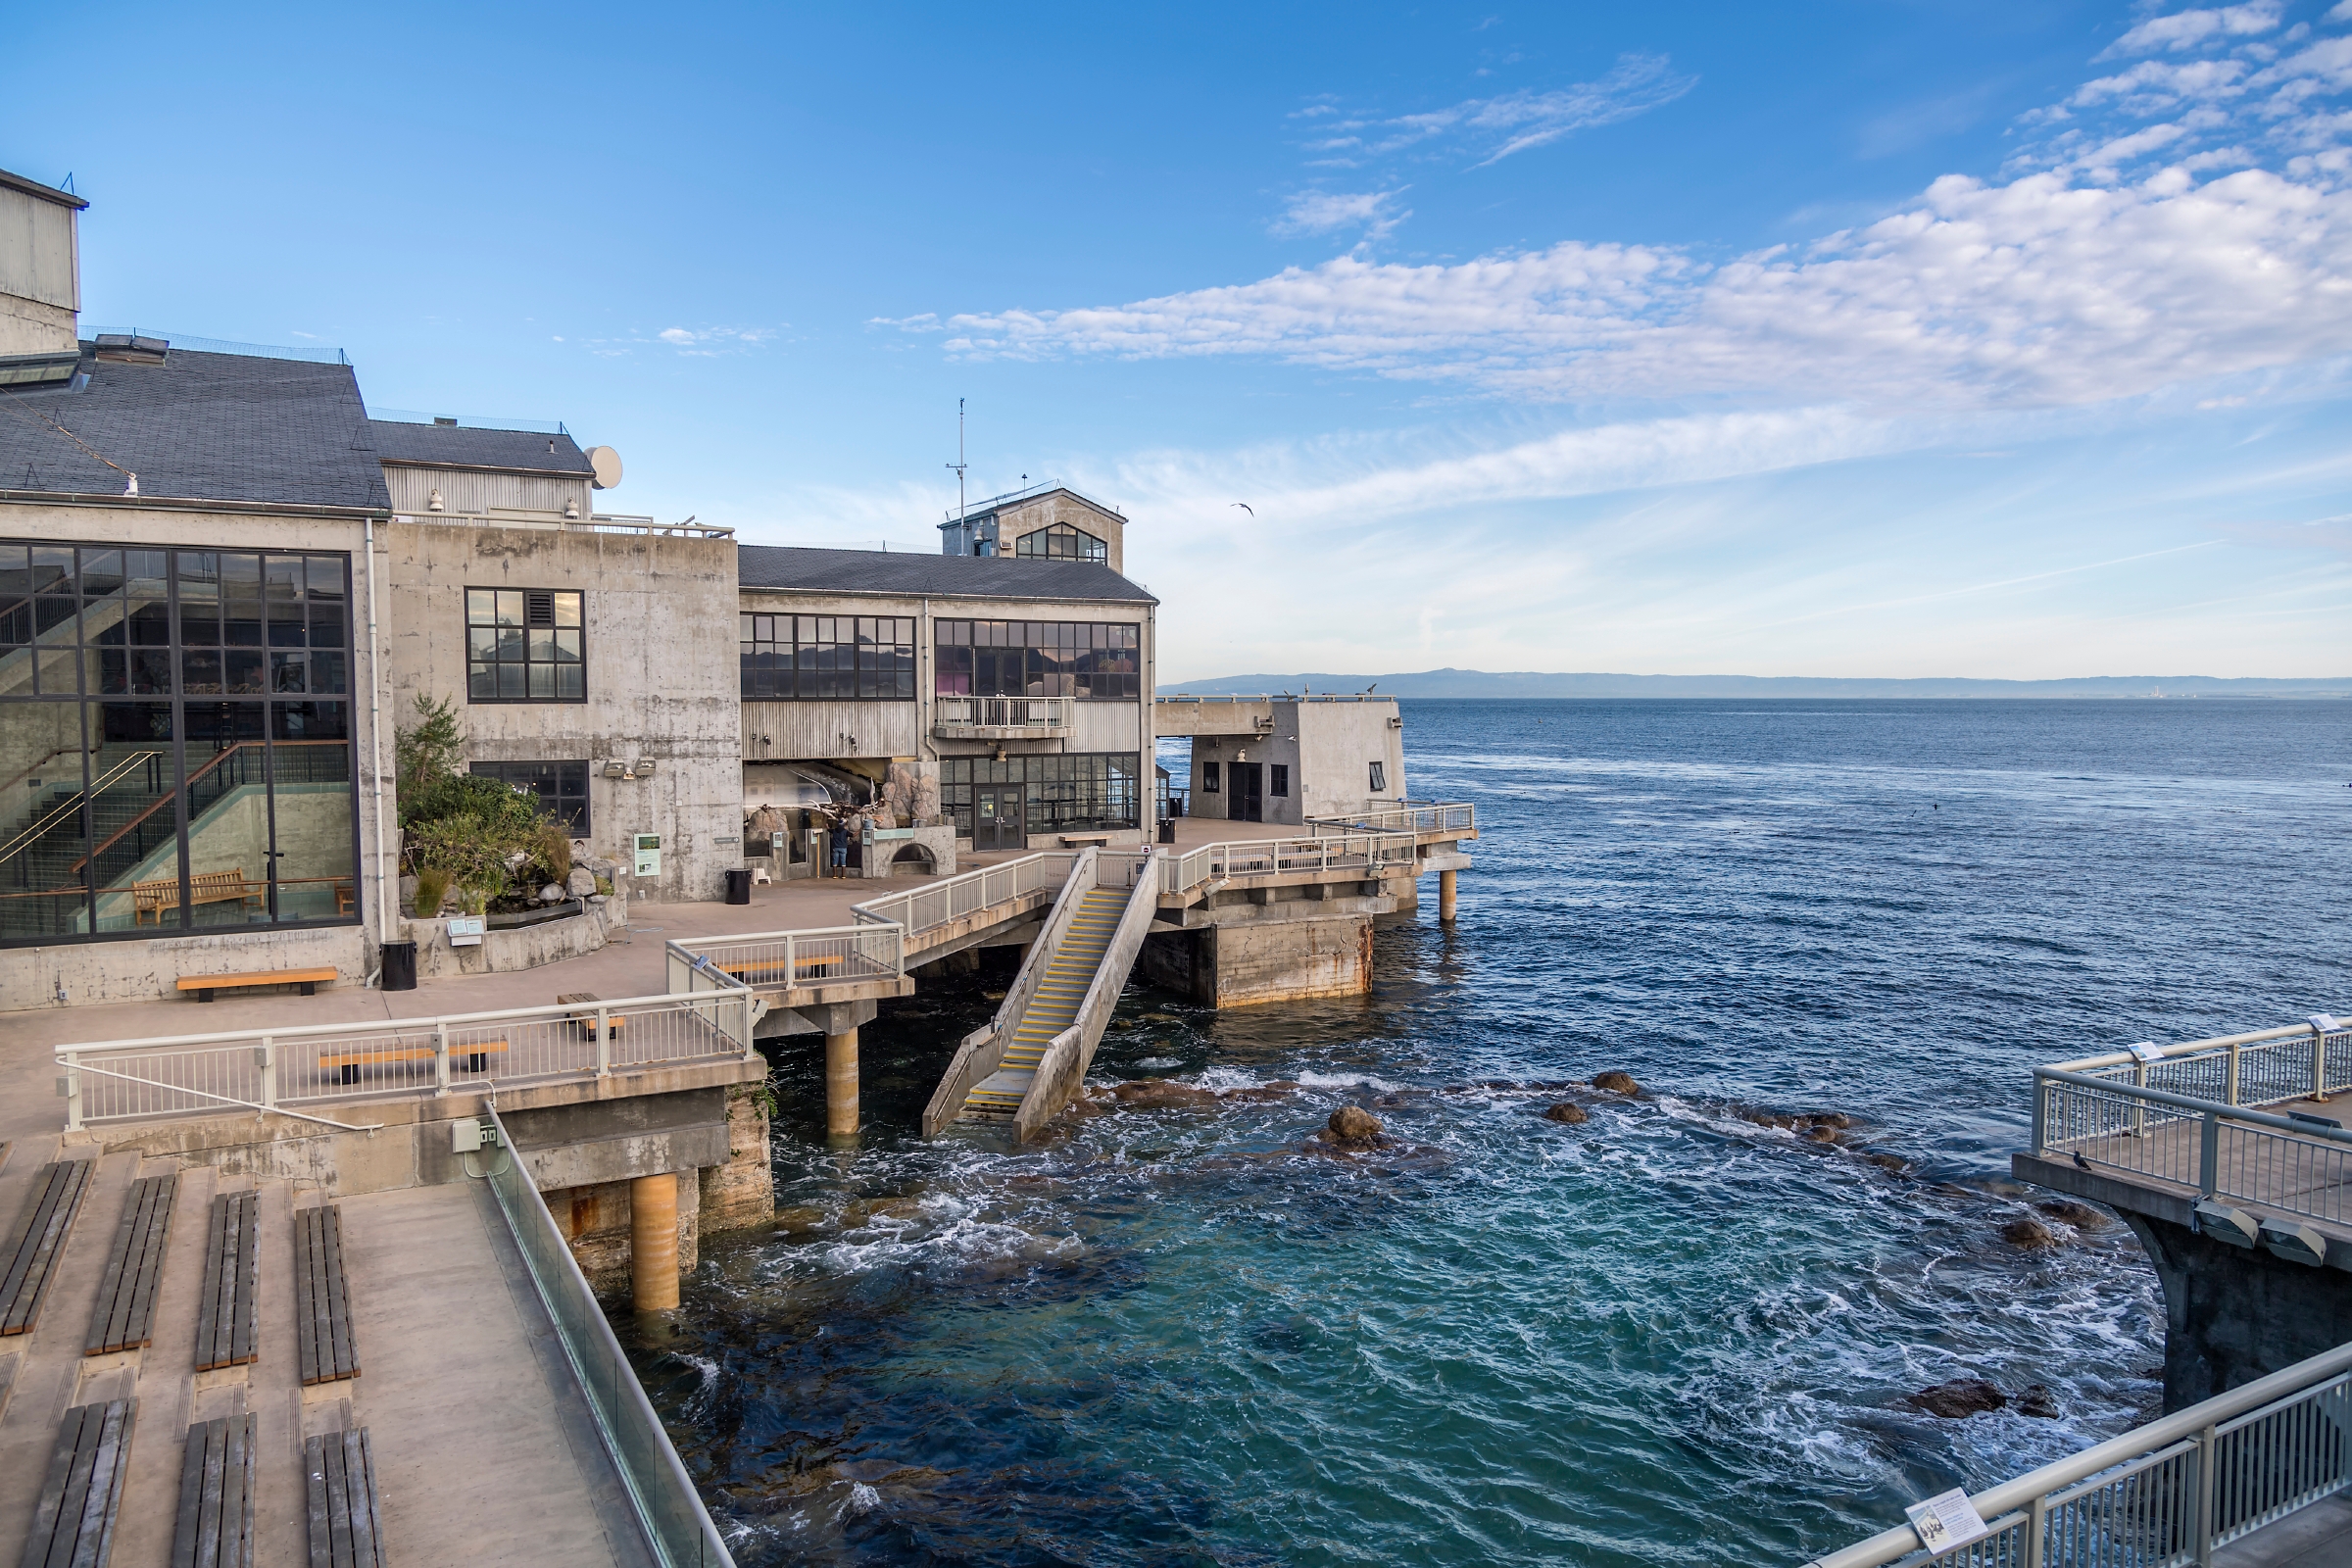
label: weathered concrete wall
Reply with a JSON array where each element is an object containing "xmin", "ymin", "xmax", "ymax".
[
  {"xmin": 405, "ymin": 898, "xmax": 625, "ymax": 977},
  {"xmin": 1178, "ymin": 700, "xmax": 1403, "ymax": 826},
  {"xmin": 2123, "ymin": 1213, "xmax": 2352, "ymax": 1411},
  {"xmin": 1141, "ymin": 909, "xmax": 1376, "ymax": 1006},
  {"xmin": 0, "ymin": 180, "xmax": 79, "ymax": 355},
  {"xmin": 383, "ymin": 519, "xmax": 741, "ymax": 904},
  {"xmin": 988, "ymin": 491, "xmax": 1127, "ymax": 573},
  {"xmin": 5, "ymin": 924, "xmax": 369, "ymax": 1011},
  {"xmin": 384, "ymin": 467, "xmax": 593, "ymax": 520}
]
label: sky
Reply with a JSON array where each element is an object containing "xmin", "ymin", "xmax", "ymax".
[{"xmin": 6, "ymin": 1, "xmax": 2351, "ymax": 681}]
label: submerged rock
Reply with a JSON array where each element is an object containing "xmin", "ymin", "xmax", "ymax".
[
  {"xmin": 1325, "ymin": 1105, "xmax": 1384, "ymax": 1146},
  {"xmin": 1107, "ymin": 1078, "xmax": 1222, "ymax": 1110},
  {"xmin": 1908, "ymin": 1379, "xmax": 2007, "ymax": 1418},
  {"xmin": 772, "ymin": 1205, "xmax": 829, "ymax": 1237},
  {"xmin": 2000, "ymin": 1216, "xmax": 2061, "ymax": 1249},
  {"xmin": 1592, "ymin": 1071, "xmax": 1641, "ymax": 1095},
  {"xmin": 1542, "ymin": 1102, "xmax": 1590, "ymax": 1125},
  {"xmin": 2016, "ymin": 1384, "xmax": 2061, "ymax": 1419},
  {"xmin": 2035, "ymin": 1199, "xmax": 2107, "ymax": 1229},
  {"xmin": 1861, "ymin": 1152, "xmax": 1911, "ymax": 1174},
  {"xmin": 1803, "ymin": 1124, "xmax": 1840, "ymax": 1144}
]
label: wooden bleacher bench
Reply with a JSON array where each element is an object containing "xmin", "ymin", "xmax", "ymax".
[
  {"xmin": 86, "ymin": 1171, "xmax": 177, "ymax": 1356},
  {"xmin": 173, "ymin": 1413, "xmax": 256, "ymax": 1568},
  {"xmin": 1, "ymin": 1159, "xmax": 96, "ymax": 1337},
  {"xmin": 558, "ymin": 993, "xmax": 625, "ymax": 1040},
  {"xmin": 24, "ymin": 1398, "xmax": 136, "ymax": 1568},
  {"xmin": 136, "ymin": 867, "xmax": 262, "ymax": 925},
  {"xmin": 293, "ymin": 1205, "xmax": 359, "ymax": 1386},
  {"xmin": 304, "ymin": 1429, "xmax": 385, "ymax": 1568},
  {"xmin": 177, "ymin": 966, "xmax": 338, "ymax": 1004},
  {"xmin": 194, "ymin": 1191, "xmax": 259, "ymax": 1373},
  {"xmin": 317, "ymin": 1038, "xmax": 506, "ymax": 1085},
  {"xmin": 717, "ymin": 954, "xmax": 844, "ymax": 986}
]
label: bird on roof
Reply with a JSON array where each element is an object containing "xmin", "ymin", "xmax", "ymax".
[{"xmin": 1231, "ymin": 502, "xmax": 1254, "ymax": 516}]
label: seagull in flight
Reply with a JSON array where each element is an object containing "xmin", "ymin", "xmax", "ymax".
[{"xmin": 1231, "ymin": 502, "xmax": 1254, "ymax": 516}]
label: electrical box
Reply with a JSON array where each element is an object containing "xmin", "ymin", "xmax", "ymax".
[
  {"xmin": 633, "ymin": 833, "xmax": 662, "ymax": 876},
  {"xmin": 452, "ymin": 1119, "xmax": 483, "ymax": 1153}
]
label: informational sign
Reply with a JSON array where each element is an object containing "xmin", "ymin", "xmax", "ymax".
[
  {"xmin": 1904, "ymin": 1490, "xmax": 1990, "ymax": 1554},
  {"xmin": 2127, "ymin": 1041, "xmax": 2166, "ymax": 1064},
  {"xmin": 2313, "ymin": 1014, "xmax": 2343, "ymax": 1034},
  {"xmin": 446, "ymin": 916, "xmax": 485, "ymax": 949},
  {"xmin": 634, "ymin": 833, "xmax": 662, "ymax": 877}
]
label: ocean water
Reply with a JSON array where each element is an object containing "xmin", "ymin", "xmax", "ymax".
[{"xmin": 622, "ymin": 699, "xmax": 2351, "ymax": 1567}]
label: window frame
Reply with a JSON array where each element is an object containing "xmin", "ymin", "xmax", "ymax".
[
  {"xmin": 739, "ymin": 612, "xmax": 915, "ymax": 702},
  {"xmin": 1270, "ymin": 763, "xmax": 1289, "ymax": 798},
  {"xmin": 932, "ymin": 619, "xmax": 1140, "ymax": 701},
  {"xmin": 1200, "ymin": 760, "xmax": 1220, "ymax": 794},
  {"xmin": 469, "ymin": 759, "xmax": 592, "ymax": 836},
  {"xmin": 1013, "ymin": 523, "xmax": 1108, "ymax": 564},
  {"xmin": 1369, "ymin": 760, "xmax": 1387, "ymax": 793},
  {"xmin": 466, "ymin": 586, "xmax": 586, "ymax": 705}
]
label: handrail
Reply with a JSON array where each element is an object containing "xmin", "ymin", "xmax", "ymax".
[
  {"xmin": 2048, "ymin": 1017, "xmax": 2346, "ymax": 1078},
  {"xmin": 62, "ymin": 739, "xmax": 347, "ymax": 881},
  {"xmin": 0, "ymin": 749, "xmax": 164, "ymax": 868},
  {"xmin": 477, "ymin": 1107, "xmax": 736, "ymax": 1568},
  {"xmin": 1804, "ymin": 1340, "xmax": 2352, "ymax": 1567},
  {"xmin": 2034, "ymin": 1065, "xmax": 2352, "ymax": 1147},
  {"xmin": 59, "ymin": 1057, "xmax": 383, "ymax": 1132},
  {"xmin": 1013, "ymin": 850, "xmax": 1158, "ymax": 1144}
]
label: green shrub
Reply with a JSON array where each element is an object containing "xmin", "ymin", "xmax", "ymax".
[{"xmin": 412, "ymin": 866, "xmax": 449, "ymax": 917}]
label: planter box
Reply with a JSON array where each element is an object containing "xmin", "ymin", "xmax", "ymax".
[{"xmin": 406, "ymin": 894, "xmax": 628, "ymax": 978}]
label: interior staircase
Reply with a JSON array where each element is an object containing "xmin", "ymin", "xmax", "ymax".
[{"xmin": 958, "ymin": 886, "xmax": 1128, "ymax": 1123}]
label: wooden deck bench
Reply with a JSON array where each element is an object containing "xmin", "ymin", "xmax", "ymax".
[
  {"xmin": 316, "ymin": 1038, "xmax": 506, "ymax": 1085},
  {"xmin": 293, "ymin": 1206, "xmax": 359, "ymax": 1386},
  {"xmin": 558, "ymin": 993, "xmax": 625, "ymax": 1041},
  {"xmin": 194, "ymin": 1191, "xmax": 259, "ymax": 1373},
  {"xmin": 136, "ymin": 868, "xmax": 261, "ymax": 925},
  {"xmin": 86, "ymin": 1172, "xmax": 177, "ymax": 1355},
  {"xmin": 303, "ymin": 1428, "xmax": 385, "ymax": 1568},
  {"xmin": 178, "ymin": 966, "xmax": 338, "ymax": 1004},
  {"xmin": 24, "ymin": 1398, "xmax": 136, "ymax": 1568},
  {"xmin": 1057, "ymin": 833, "xmax": 1112, "ymax": 848},
  {"xmin": 172, "ymin": 1413, "xmax": 255, "ymax": 1568},
  {"xmin": 1, "ymin": 1159, "xmax": 96, "ymax": 1337},
  {"xmin": 718, "ymin": 954, "xmax": 845, "ymax": 986}
]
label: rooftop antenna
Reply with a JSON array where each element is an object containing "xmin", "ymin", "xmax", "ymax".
[{"xmin": 946, "ymin": 397, "xmax": 968, "ymax": 532}]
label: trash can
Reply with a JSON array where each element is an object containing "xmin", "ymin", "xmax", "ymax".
[
  {"xmin": 1158, "ymin": 817, "xmax": 1176, "ymax": 844},
  {"xmin": 725, "ymin": 866, "xmax": 752, "ymax": 906},
  {"xmin": 379, "ymin": 940, "xmax": 417, "ymax": 992}
]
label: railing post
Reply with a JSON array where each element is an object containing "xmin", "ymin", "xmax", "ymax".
[
  {"xmin": 61, "ymin": 1052, "xmax": 81, "ymax": 1132},
  {"xmin": 595, "ymin": 1006, "xmax": 612, "ymax": 1077},
  {"xmin": 2025, "ymin": 1494, "xmax": 2046, "ymax": 1568},
  {"xmin": 259, "ymin": 1038, "xmax": 276, "ymax": 1111},
  {"xmin": 2132, "ymin": 1059, "xmax": 2148, "ymax": 1138},
  {"xmin": 2228, "ymin": 1040, "xmax": 2242, "ymax": 1106},
  {"xmin": 2194, "ymin": 1423, "xmax": 2217, "ymax": 1567},
  {"xmin": 2031, "ymin": 1071, "xmax": 2048, "ymax": 1154},
  {"xmin": 2200, "ymin": 1110, "xmax": 2220, "ymax": 1199},
  {"xmin": 740, "ymin": 991, "xmax": 759, "ymax": 1060},
  {"xmin": 2315, "ymin": 1024, "xmax": 2330, "ymax": 1103},
  {"xmin": 435, "ymin": 1022, "xmax": 451, "ymax": 1092}
]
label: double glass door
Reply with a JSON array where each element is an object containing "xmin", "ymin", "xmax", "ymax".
[
  {"xmin": 1227, "ymin": 762, "xmax": 1263, "ymax": 822},
  {"xmin": 974, "ymin": 785, "xmax": 1026, "ymax": 851}
]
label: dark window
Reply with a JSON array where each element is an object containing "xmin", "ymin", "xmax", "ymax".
[
  {"xmin": 1200, "ymin": 760, "xmax": 1220, "ymax": 794},
  {"xmin": 1369, "ymin": 760, "xmax": 1387, "ymax": 793},
  {"xmin": 739, "ymin": 614, "xmax": 913, "ymax": 700},
  {"xmin": 1271, "ymin": 764, "xmax": 1289, "ymax": 798},
  {"xmin": 470, "ymin": 760, "xmax": 591, "ymax": 835},
  {"xmin": 466, "ymin": 587, "xmax": 583, "ymax": 703},
  {"xmin": 937, "ymin": 753, "xmax": 1140, "ymax": 838},
  {"xmin": 1013, "ymin": 523, "xmax": 1107, "ymax": 563},
  {"xmin": 933, "ymin": 619, "xmax": 1138, "ymax": 700}
]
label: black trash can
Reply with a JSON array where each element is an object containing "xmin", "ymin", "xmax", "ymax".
[
  {"xmin": 725, "ymin": 866, "xmax": 752, "ymax": 905},
  {"xmin": 379, "ymin": 940, "xmax": 417, "ymax": 992},
  {"xmin": 1158, "ymin": 817, "xmax": 1176, "ymax": 844}
]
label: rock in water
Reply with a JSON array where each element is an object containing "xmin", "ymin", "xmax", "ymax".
[
  {"xmin": 1327, "ymin": 1105, "xmax": 1384, "ymax": 1146},
  {"xmin": 1543, "ymin": 1102, "xmax": 1590, "ymax": 1124},
  {"xmin": 1908, "ymin": 1379, "xmax": 2007, "ymax": 1418},
  {"xmin": 1592, "ymin": 1071, "xmax": 1641, "ymax": 1095},
  {"xmin": 2001, "ymin": 1217, "xmax": 2060, "ymax": 1249},
  {"xmin": 2016, "ymin": 1384, "xmax": 2061, "ymax": 1418},
  {"xmin": 2035, "ymin": 1200, "xmax": 2106, "ymax": 1229}
]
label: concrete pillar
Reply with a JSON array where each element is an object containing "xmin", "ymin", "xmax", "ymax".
[
  {"xmin": 1439, "ymin": 869, "xmax": 1457, "ymax": 922},
  {"xmin": 825, "ymin": 1028, "xmax": 859, "ymax": 1139},
  {"xmin": 628, "ymin": 1173, "xmax": 679, "ymax": 1312},
  {"xmin": 2123, "ymin": 1213, "xmax": 2352, "ymax": 1410}
]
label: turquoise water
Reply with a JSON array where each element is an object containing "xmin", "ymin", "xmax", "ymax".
[{"xmin": 623, "ymin": 700, "xmax": 2350, "ymax": 1566}]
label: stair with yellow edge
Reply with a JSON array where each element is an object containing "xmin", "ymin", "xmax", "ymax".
[{"xmin": 960, "ymin": 888, "xmax": 1128, "ymax": 1121}]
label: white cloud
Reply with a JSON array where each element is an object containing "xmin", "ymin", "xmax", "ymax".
[
  {"xmin": 1299, "ymin": 53, "xmax": 1695, "ymax": 170},
  {"xmin": 2102, "ymin": 2, "xmax": 2282, "ymax": 59},
  {"xmin": 1272, "ymin": 189, "xmax": 1411, "ymax": 242}
]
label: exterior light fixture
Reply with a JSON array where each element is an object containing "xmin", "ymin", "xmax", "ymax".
[
  {"xmin": 635, "ymin": 758, "xmax": 657, "ymax": 775},
  {"xmin": 563, "ymin": 498, "xmax": 580, "ymax": 519},
  {"xmin": 2193, "ymin": 1200, "xmax": 2259, "ymax": 1247},
  {"xmin": 602, "ymin": 760, "xmax": 627, "ymax": 779},
  {"xmin": 427, "ymin": 488, "xmax": 445, "ymax": 513},
  {"xmin": 2261, "ymin": 1218, "xmax": 2328, "ymax": 1266}
]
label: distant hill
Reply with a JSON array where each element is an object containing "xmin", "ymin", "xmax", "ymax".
[{"xmin": 1157, "ymin": 668, "xmax": 2352, "ymax": 699}]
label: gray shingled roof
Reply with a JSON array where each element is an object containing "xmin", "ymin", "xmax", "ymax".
[
  {"xmin": 368, "ymin": 419, "xmax": 594, "ymax": 476},
  {"xmin": 0, "ymin": 347, "xmax": 390, "ymax": 509},
  {"xmin": 737, "ymin": 545, "xmax": 1155, "ymax": 603}
]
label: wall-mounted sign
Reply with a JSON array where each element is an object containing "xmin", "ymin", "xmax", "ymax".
[
  {"xmin": 446, "ymin": 916, "xmax": 485, "ymax": 949},
  {"xmin": 634, "ymin": 833, "xmax": 662, "ymax": 877}
]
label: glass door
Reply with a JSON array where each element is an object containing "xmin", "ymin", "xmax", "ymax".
[{"xmin": 1230, "ymin": 762, "xmax": 1263, "ymax": 823}]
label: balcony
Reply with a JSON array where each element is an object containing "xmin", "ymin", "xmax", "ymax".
[{"xmin": 933, "ymin": 696, "xmax": 1072, "ymax": 741}]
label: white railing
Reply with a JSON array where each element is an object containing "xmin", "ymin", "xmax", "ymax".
[
  {"xmin": 851, "ymin": 851, "xmax": 1080, "ymax": 948},
  {"xmin": 664, "ymin": 924, "xmax": 902, "ymax": 994},
  {"xmin": 2031, "ymin": 1013, "xmax": 2352, "ymax": 1229},
  {"xmin": 1157, "ymin": 830, "xmax": 1418, "ymax": 896},
  {"xmin": 932, "ymin": 696, "xmax": 1071, "ymax": 733},
  {"xmin": 1013, "ymin": 850, "xmax": 1163, "ymax": 1144},
  {"xmin": 1305, "ymin": 800, "xmax": 1477, "ymax": 838},
  {"xmin": 1804, "ymin": 1341, "xmax": 2352, "ymax": 1568},
  {"xmin": 55, "ymin": 989, "xmax": 759, "ymax": 1131}
]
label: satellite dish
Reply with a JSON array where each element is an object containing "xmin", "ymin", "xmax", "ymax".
[{"xmin": 585, "ymin": 445, "xmax": 623, "ymax": 490}]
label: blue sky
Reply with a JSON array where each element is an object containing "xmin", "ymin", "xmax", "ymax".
[{"xmin": 8, "ymin": 1, "xmax": 2350, "ymax": 680}]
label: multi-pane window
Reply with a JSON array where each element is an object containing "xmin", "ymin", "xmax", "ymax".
[
  {"xmin": 0, "ymin": 540, "xmax": 358, "ymax": 944},
  {"xmin": 466, "ymin": 588, "xmax": 584, "ymax": 703},
  {"xmin": 739, "ymin": 614, "xmax": 914, "ymax": 700},
  {"xmin": 933, "ymin": 620, "xmax": 1140, "ymax": 700},
  {"xmin": 1271, "ymin": 764, "xmax": 1290, "ymax": 798},
  {"xmin": 1013, "ymin": 523, "xmax": 1107, "ymax": 563},
  {"xmin": 937, "ymin": 753, "xmax": 1140, "ymax": 838},
  {"xmin": 1200, "ymin": 760, "xmax": 1220, "ymax": 794},
  {"xmin": 1369, "ymin": 760, "xmax": 1387, "ymax": 792},
  {"xmin": 470, "ymin": 760, "xmax": 591, "ymax": 835}
]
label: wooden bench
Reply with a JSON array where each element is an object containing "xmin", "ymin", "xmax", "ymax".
[
  {"xmin": 137, "ymin": 868, "xmax": 262, "ymax": 925},
  {"xmin": 304, "ymin": 1429, "xmax": 385, "ymax": 1568},
  {"xmin": 1, "ymin": 1159, "xmax": 96, "ymax": 1337},
  {"xmin": 1058, "ymin": 833, "xmax": 1112, "ymax": 848},
  {"xmin": 178, "ymin": 966, "xmax": 338, "ymax": 1004},
  {"xmin": 86, "ymin": 1171, "xmax": 177, "ymax": 1356},
  {"xmin": 24, "ymin": 1398, "xmax": 136, "ymax": 1568},
  {"xmin": 172, "ymin": 1413, "xmax": 255, "ymax": 1568},
  {"xmin": 558, "ymin": 993, "xmax": 625, "ymax": 1041},
  {"xmin": 316, "ymin": 1039, "xmax": 506, "ymax": 1085},
  {"xmin": 717, "ymin": 955, "xmax": 843, "ymax": 986},
  {"xmin": 293, "ymin": 1206, "xmax": 359, "ymax": 1386},
  {"xmin": 194, "ymin": 1191, "xmax": 259, "ymax": 1373}
]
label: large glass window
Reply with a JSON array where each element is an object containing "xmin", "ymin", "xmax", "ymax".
[
  {"xmin": 937, "ymin": 753, "xmax": 1140, "ymax": 838},
  {"xmin": 739, "ymin": 614, "xmax": 913, "ymax": 700},
  {"xmin": 470, "ymin": 760, "xmax": 591, "ymax": 835},
  {"xmin": 466, "ymin": 588, "xmax": 584, "ymax": 703},
  {"xmin": 0, "ymin": 540, "xmax": 360, "ymax": 944},
  {"xmin": 933, "ymin": 620, "xmax": 1140, "ymax": 700},
  {"xmin": 1013, "ymin": 523, "xmax": 1107, "ymax": 563}
]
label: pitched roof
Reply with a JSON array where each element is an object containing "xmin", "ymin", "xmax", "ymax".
[
  {"xmin": 367, "ymin": 419, "xmax": 595, "ymax": 476},
  {"xmin": 737, "ymin": 545, "xmax": 1155, "ymax": 604},
  {"xmin": 0, "ymin": 346, "xmax": 389, "ymax": 510}
]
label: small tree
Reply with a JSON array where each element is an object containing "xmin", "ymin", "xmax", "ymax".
[{"xmin": 394, "ymin": 693, "xmax": 464, "ymax": 802}]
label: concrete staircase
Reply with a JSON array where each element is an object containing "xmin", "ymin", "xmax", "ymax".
[{"xmin": 958, "ymin": 887, "xmax": 1127, "ymax": 1122}]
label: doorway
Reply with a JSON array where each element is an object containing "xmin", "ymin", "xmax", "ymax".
[
  {"xmin": 974, "ymin": 785, "xmax": 1026, "ymax": 851},
  {"xmin": 1228, "ymin": 761, "xmax": 1263, "ymax": 823}
]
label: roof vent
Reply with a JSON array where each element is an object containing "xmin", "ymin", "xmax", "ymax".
[
  {"xmin": 433, "ymin": 416, "xmax": 458, "ymax": 427},
  {"xmin": 0, "ymin": 351, "xmax": 81, "ymax": 387},
  {"xmin": 91, "ymin": 334, "xmax": 168, "ymax": 367}
]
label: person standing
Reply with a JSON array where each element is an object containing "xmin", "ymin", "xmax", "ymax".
[{"xmin": 829, "ymin": 817, "xmax": 851, "ymax": 879}]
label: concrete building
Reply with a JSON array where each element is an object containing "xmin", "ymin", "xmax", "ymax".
[
  {"xmin": 0, "ymin": 169, "xmax": 80, "ymax": 358},
  {"xmin": 936, "ymin": 481, "xmax": 1128, "ymax": 572},
  {"xmin": 1157, "ymin": 694, "xmax": 1408, "ymax": 826}
]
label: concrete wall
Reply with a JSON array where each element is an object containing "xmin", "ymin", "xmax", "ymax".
[
  {"xmin": 1174, "ymin": 699, "xmax": 1404, "ymax": 825},
  {"xmin": 988, "ymin": 491, "xmax": 1127, "ymax": 572},
  {"xmin": 405, "ymin": 899, "xmax": 624, "ymax": 977},
  {"xmin": 1141, "ymin": 907, "xmax": 1378, "ymax": 1005},
  {"xmin": 2125, "ymin": 1213, "xmax": 2352, "ymax": 1411},
  {"xmin": 0, "ymin": 181, "xmax": 78, "ymax": 356},
  {"xmin": 384, "ymin": 469, "xmax": 595, "ymax": 520},
  {"xmin": 383, "ymin": 519, "xmax": 741, "ymax": 903}
]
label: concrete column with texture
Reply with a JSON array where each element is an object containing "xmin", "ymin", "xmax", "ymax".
[
  {"xmin": 629, "ymin": 1172, "xmax": 680, "ymax": 1311},
  {"xmin": 2124, "ymin": 1212, "xmax": 2352, "ymax": 1411},
  {"xmin": 1439, "ymin": 869, "xmax": 1457, "ymax": 922},
  {"xmin": 826, "ymin": 1029, "xmax": 859, "ymax": 1138},
  {"xmin": 1141, "ymin": 914, "xmax": 1375, "ymax": 1006}
]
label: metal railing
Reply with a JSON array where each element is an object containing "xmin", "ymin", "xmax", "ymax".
[
  {"xmin": 851, "ymin": 850, "xmax": 1080, "ymax": 949},
  {"xmin": 1803, "ymin": 1341, "xmax": 2352, "ymax": 1568},
  {"xmin": 1014, "ymin": 850, "xmax": 1162, "ymax": 1144},
  {"xmin": 56, "ymin": 989, "xmax": 759, "ymax": 1131},
  {"xmin": 932, "ymin": 696, "xmax": 1071, "ymax": 733},
  {"xmin": 1154, "ymin": 692, "xmax": 1396, "ymax": 705},
  {"xmin": 2031, "ymin": 1014, "xmax": 2352, "ymax": 1229},
  {"xmin": 476, "ymin": 1107, "xmax": 735, "ymax": 1568},
  {"xmin": 663, "ymin": 924, "xmax": 902, "ymax": 994},
  {"xmin": 1156, "ymin": 830, "xmax": 1418, "ymax": 896},
  {"xmin": 1305, "ymin": 800, "xmax": 1477, "ymax": 838}
]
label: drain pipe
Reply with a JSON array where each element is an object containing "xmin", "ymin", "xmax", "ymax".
[{"xmin": 364, "ymin": 515, "xmax": 391, "ymax": 971}]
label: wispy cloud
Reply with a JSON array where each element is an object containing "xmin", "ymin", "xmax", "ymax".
[
  {"xmin": 1270, "ymin": 188, "xmax": 1411, "ymax": 242},
  {"xmin": 1298, "ymin": 52, "xmax": 1696, "ymax": 170},
  {"xmin": 2100, "ymin": 1, "xmax": 2284, "ymax": 59}
]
